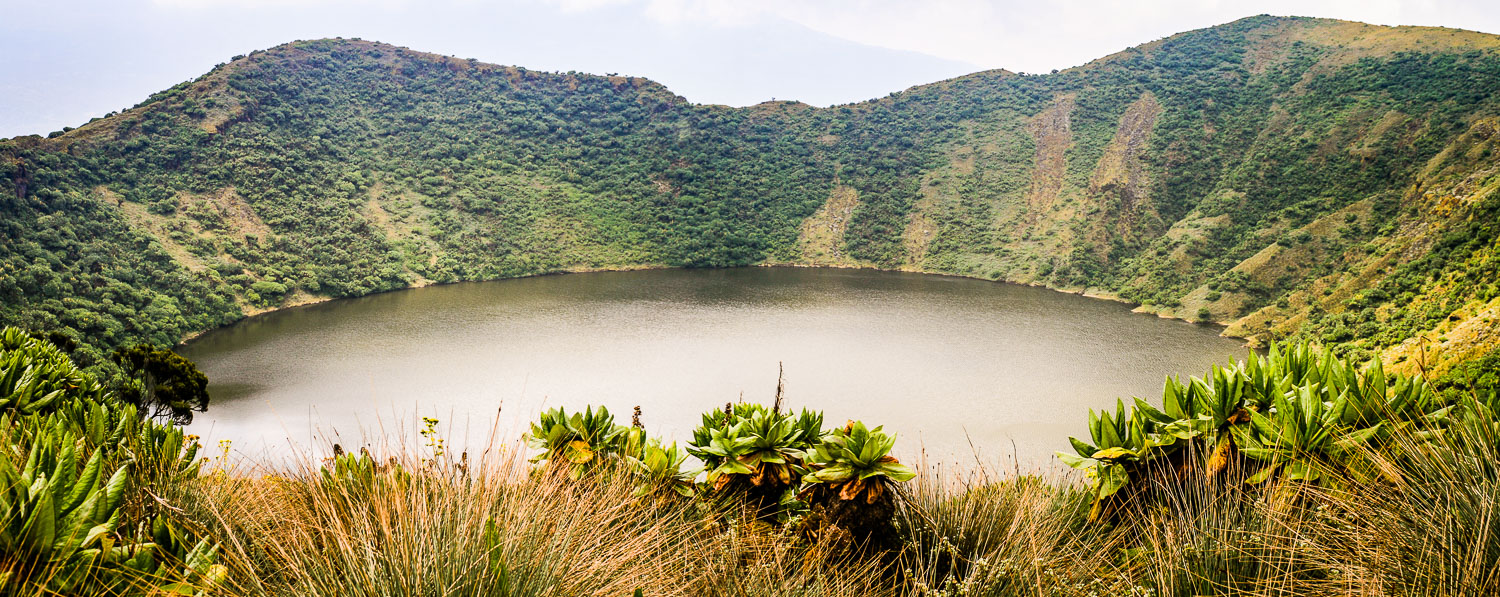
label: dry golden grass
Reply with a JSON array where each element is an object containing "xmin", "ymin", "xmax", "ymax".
[
  {"xmin": 145, "ymin": 416, "xmax": 1500, "ymax": 597},
  {"xmin": 177, "ymin": 439, "xmax": 887, "ymax": 597}
]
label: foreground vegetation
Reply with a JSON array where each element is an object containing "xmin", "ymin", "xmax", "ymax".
[{"xmin": 4, "ymin": 326, "xmax": 1498, "ymax": 595}]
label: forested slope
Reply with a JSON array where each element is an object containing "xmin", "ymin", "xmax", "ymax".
[{"xmin": 3, "ymin": 15, "xmax": 1498, "ymax": 374}]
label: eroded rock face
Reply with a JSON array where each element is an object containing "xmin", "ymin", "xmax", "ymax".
[
  {"xmin": 798, "ymin": 186, "xmax": 861, "ymax": 266},
  {"xmin": 1025, "ymin": 93, "xmax": 1075, "ymax": 225},
  {"xmin": 1087, "ymin": 92, "xmax": 1163, "ymax": 252}
]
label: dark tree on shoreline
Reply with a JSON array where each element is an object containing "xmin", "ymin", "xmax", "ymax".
[{"xmin": 113, "ymin": 344, "xmax": 210, "ymax": 424}]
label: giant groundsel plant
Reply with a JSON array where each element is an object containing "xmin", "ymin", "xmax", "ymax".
[{"xmin": 1060, "ymin": 342, "xmax": 1452, "ymax": 521}]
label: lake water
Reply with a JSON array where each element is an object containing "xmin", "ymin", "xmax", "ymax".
[{"xmin": 182, "ymin": 267, "xmax": 1247, "ymax": 466}]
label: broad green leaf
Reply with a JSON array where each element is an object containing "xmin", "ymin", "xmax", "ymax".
[
  {"xmin": 1092, "ymin": 446, "xmax": 1135, "ymax": 460},
  {"xmin": 1245, "ymin": 464, "xmax": 1280, "ymax": 484},
  {"xmin": 1056, "ymin": 452, "xmax": 1093, "ymax": 469},
  {"xmin": 564, "ymin": 440, "xmax": 594, "ymax": 465},
  {"xmin": 1097, "ymin": 463, "xmax": 1129, "ymax": 498}
]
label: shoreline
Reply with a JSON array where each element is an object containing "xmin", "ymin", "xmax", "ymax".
[{"xmin": 177, "ymin": 262, "xmax": 1251, "ymax": 347}]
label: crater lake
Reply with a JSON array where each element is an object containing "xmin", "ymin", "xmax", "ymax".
[{"xmin": 182, "ymin": 267, "xmax": 1248, "ymax": 465}]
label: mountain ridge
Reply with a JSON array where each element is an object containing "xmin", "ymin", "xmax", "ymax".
[
  {"xmin": 22, "ymin": 14, "xmax": 1500, "ymax": 145},
  {"xmin": 3, "ymin": 14, "xmax": 1498, "ymax": 377}
]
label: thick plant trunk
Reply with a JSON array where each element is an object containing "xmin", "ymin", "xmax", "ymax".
[
  {"xmin": 802, "ymin": 482, "xmax": 900, "ymax": 552},
  {"xmin": 715, "ymin": 473, "xmax": 793, "ymax": 519}
]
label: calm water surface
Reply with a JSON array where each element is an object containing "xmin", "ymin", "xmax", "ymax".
[{"xmin": 182, "ymin": 268, "xmax": 1247, "ymax": 465}]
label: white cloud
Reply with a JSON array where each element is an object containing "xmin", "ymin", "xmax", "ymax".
[
  {"xmin": 541, "ymin": 0, "xmax": 632, "ymax": 12},
  {"xmin": 147, "ymin": 0, "xmax": 412, "ymax": 7},
  {"xmin": 536, "ymin": 0, "xmax": 1500, "ymax": 71},
  {"xmin": 143, "ymin": 0, "xmax": 1500, "ymax": 70}
]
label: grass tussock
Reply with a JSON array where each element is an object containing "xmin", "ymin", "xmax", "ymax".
[
  {"xmin": 135, "ymin": 411, "xmax": 1494, "ymax": 597},
  {"xmin": 1291, "ymin": 412, "xmax": 1500, "ymax": 596},
  {"xmin": 176, "ymin": 441, "xmax": 886, "ymax": 597}
]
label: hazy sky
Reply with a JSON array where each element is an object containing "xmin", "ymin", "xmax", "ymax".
[{"xmin": 3, "ymin": 0, "xmax": 1498, "ymax": 138}]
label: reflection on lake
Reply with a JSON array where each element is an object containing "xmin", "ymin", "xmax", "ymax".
[{"xmin": 183, "ymin": 267, "xmax": 1247, "ymax": 465}]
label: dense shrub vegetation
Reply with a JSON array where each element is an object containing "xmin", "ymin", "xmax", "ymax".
[
  {"xmin": 2, "ymin": 15, "xmax": 1499, "ymax": 379},
  {"xmin": 0, "ymin": 329, "xmax": 220, "ymax": 595}
]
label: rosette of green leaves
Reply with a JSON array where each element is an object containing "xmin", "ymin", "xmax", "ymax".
[
  {"xmin": 525, "ymin": 406, "xmax": 629, "ymax": 480},
  {"xmin": 0, "ymin": 328, "xmax": 94, "ymax": 411},
  {"xmin": 1, "ymin": 416, "xmax": 226, "ymax": 595},
  {"xmin": 0, "ymin": 328, "xmax": 223, "ymax": 595},
  {"xmin": 628, "ymin": 438, "xmax": 699, "ymax": 498},
  {"xmin": 1058, "ymin": 399, "xmax": 1155, "ymax": 519},
  {"xmin": 694, "ymin": 408, "xmax": 807, "ymax": 491},
  {"xmin": 1136, "ymin": 362, "xmax": 1258, "ymax": 477},
  {"xmin": 0, "ymin": 424, "xmax": 131, "ymax": 590},
  {"xmin": 1132, "ymin": 375, "xmax": 1210, "ymax": 446},
  {"xmin": 321, "ymin": 447, "xmax": 410, "ymax": 492},
  {"xmin": 688, "ymin": 403, "xmax": 764, "ymax": 445},
  {"xmin": 691, "ymin": 424, "xmax": 752, "ymax": 489},
  {"xmin": 790, "ymin": 408, "xmax": 826, "ymax": 450},
  {"xmin": 3, "ymin": 328, "xmax": 204, "ymax": 492},
  {"xmin": 1232, "ymin": 344, "xmax": 1447, "ymax": 486},
  {"xmin": 1318, "ymin": 349, "xmax": 1449, "ymax": 435},
  {"xmin": 688, "ymin": 404, "xmax": 754, "ymax": 470},
  {"xmin": 688, "ymin": 403, "xmax": 824, "ymax": 462},
  {"xmin": 1235, "ymin": 385, "xmax": 1384, "ymax": 486},
  {"xmin": 800, "ymin": 421, "xmax": 914, "ymax": 503},
  {"xmin": 0, "ymin": 327, "xmax": 108, "ymax": 416},
  {"xmin": 29, "ymin": 388, "xmax": 204, "ymax": 499}
]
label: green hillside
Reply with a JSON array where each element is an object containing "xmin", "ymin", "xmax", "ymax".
[{"xmin": 3, "ymin": 15, "xmax": 1499, "ymax": 373}]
